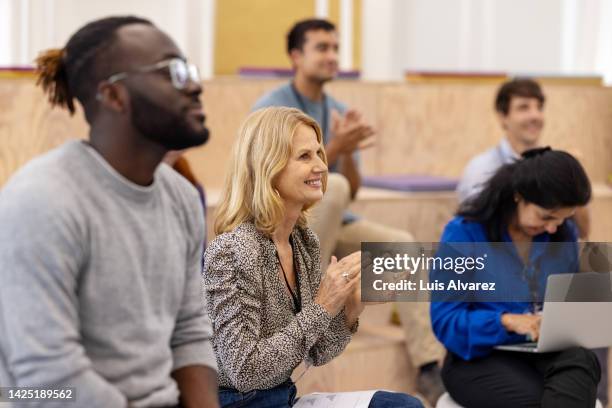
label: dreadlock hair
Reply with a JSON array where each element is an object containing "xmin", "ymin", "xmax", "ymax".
[
  {"xmin": 458, "ymin": 147, "xmax": 591, "ymax": 242},
  {"xmin": 35, "ymin": 16, "xmax": 152, "ymax": 119}
]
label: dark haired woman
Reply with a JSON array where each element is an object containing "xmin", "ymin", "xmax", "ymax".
[{"xmin": 431, "ymin": 148, "xmax": 600, "ymax": 407}]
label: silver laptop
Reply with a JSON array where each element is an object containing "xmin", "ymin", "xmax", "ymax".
[{"xmin": 495, "ymin": 272, "xmax": 612, "ymax": 353}]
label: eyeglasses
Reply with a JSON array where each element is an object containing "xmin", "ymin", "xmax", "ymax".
[{"xmin": 105, "ymin": 58, "xmax": 200, "ymax": 90}]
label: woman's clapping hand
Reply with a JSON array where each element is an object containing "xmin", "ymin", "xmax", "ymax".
[{"xmin": 315, "ymin": 251, "xmax": 361, "ymax": 317}]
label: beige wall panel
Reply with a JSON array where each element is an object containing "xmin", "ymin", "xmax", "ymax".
[
  {"xmin": 183, "ymin": 78, "xmax": 284, "ymax": 189},
  {"xmin": 327, "ymin": 0, "xmax": 361, "ymax": 69},
  {"xmin": 213, "ymin": 0, "xmax": 360, "ymax": 75},
  {"xmin": 589, "ymin": 186, "xmax": 612, "ymax": 242},
  {"xmin": 356, "ymin": 83, "xmax": 612, "ymax": 182},
  {"xmin": 348, "ymin": 191, "xmax": 457, "ymax": 242},
  {"xmin": 0, "ymin": 79, "xmax": 87, "ymax": 186},
  {"xmin": 347, "ymin": 189, "xmax": 612, "ymax": 242},
  {"xmin": 368, "ymin": 83, "xmax": 500, "ymax": 177},
  {"xmin": 353, "ymin": 0, "xmax": 362, "ymax": 70},
  {"xmin": 2, "ymin": 78, "xmax": 610, "ymax": 191},
  {"xmin": 292, "ymin": 326, "xmax": 415, "ymax": 395},
  {"xmin": 542, "ymin": 87, "xmax": 612, "ymax": 173},
  {"xmin": 214, "ymin": 0, "xmax": 315, "ymax": 75},
  {"xmin": 328, "ymin": 0, "xmax": 340, "ymax": 25},
  {"xmin": 206, "ymin": 187, "xmax": 611, "ymax": 245},
  {"xmin": 324, "ymin": 81, "xmax": 381, "ymax": 176}
]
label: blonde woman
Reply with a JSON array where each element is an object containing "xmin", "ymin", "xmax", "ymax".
[{"xmin": 204, "ymin": 107, "xmax": 423, "ymax": 408}]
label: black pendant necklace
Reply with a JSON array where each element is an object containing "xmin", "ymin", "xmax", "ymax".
[{"xmin": 276, "ymin": 236, "xmax": 302, "ymax": 313}]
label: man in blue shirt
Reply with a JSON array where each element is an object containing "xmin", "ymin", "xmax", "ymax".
[
  {"xmin": 253, "ymin": 18, "xmax": 446, "ymax": 405},
  {"xmin": 457, "ymin": 78, "xmax": 544, "ymax": 202},
  {"xmin": 456, "ymin": 78, "xmax": 591, "ymax": 238}
]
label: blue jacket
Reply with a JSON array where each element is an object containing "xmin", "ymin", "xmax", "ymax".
[{"xmin": 430, "ymin": 216, "xmax": 579, "ymax": 360}]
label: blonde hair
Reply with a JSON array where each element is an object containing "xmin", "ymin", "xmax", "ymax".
[{"xmin": 214, "ymin": 107, "xmax": 328, "ymax": 236}]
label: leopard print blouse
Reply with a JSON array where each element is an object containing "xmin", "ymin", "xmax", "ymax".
[{"xmin": 203, "ymin": 222, "xmax": 356, "ymax": 392}]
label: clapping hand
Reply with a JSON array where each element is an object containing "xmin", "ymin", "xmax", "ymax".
[
  {"xmin": 315, "ymin": 252, "xmax": 362, "ymax": 317},
  {"xmin": 329, "ymin": 109, "xmax": 376, "ymax": 155}
]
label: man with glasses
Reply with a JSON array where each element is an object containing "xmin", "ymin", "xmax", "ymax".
[{"xmin": 0, "ymin": 16, "xmax": 218, "ymax": 407}]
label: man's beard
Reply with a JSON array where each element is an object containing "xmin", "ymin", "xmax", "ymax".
[{"xmin": 129, "ymin": 89, "xmax": 210, "ymax": 150}]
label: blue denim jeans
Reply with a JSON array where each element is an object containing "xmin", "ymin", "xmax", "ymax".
[
  {"xmin": 218, "ymin": 381, "xmax": 297, "ymax": 408},
  {"xmin": 369, "ymin": 391, "xmax": 424, "ymax": 408},
  {"xmin": 219, "ymin": 382, "xmax": 423, "ymax": 408}
]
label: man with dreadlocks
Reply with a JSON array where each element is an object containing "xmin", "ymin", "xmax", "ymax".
[{"xmin": 0, "ymin": 16, "xmax": 219, "ymax": 407}]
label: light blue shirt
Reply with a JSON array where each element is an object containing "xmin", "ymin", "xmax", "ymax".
[{"xmin": 456, "ymin": 138, "xmax": 519, "ymax": 203}]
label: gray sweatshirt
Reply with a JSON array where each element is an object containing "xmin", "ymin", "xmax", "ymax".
[{"xmin": 0, "ymin": 141, "xmax": 217, "ymax": 407}]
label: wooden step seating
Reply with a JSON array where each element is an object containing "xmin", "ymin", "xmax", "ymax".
[
  {"xmin": 291, "ymin": 304, "xmax": 416, "ymax": 396},
  {"xmin": 2, "ymin": 76, "xmax": 609, "ymax": 403},
  {"xmin": 206, "ymin": 186, "xmax": 612, "ymax": 402}
]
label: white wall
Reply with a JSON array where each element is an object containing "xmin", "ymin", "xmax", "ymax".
[
  {"xmin": 485, "ymin": 0, "xmax": 563, "ymax": 73},
  {"xmin": 361, "ymin": 0, "xmax": 612, "ymax": 83},
  {"xmin": 3, "ymin": 0, "xmax": 215, "ymax": 78},
  {"xmin": 3, "ymin": 0, "xmax": 612, "ymax": 83},
  {"xmin": 571, "ymin": 0, "xmax": 612, "ymax": 84},
  {"xmin": 362, "ymin": 0, "xmax": 404, "ymax": 80},
  {"xmin": 0, "ymin": 0, "xmax": 11, "ymax": 65}
]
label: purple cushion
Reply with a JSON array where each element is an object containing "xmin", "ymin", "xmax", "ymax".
[{"xmin": 361, "ymin": 174, "xmax": 458, "ymax": 192}]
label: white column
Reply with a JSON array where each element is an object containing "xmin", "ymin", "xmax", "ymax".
[
  {"xmin": 481, "ymin": 0, "xmax": 496, "ymax": 70},
  {"xmin": 315, "ymin": 0, "xmax": 329, "ymax": 18},
  {"xmin": 560, "ymin": 0, "xmax": 578, "ymax": 73},
  {"xmin": 174, "ymin": 0, "xmax": 189, "ymax": 53},
  {"xmin": 18, "ymin": 0, "xmax": 57, "ymax": 66},
  {"xmin": 595, "ymin": 0, "xmax": 612, "ymax": 84},
  {"xmin": 18, "ymin": 0, "xmax": 30, "ymax": 65},
  {"xmin": 200, "ymin": 0, "xmax": 216, "ymax": 79},
  {"xmin": 339, "ymin": 0, "xmax": 353, "ymax": 70},
  {"xmin": 0, "ymin": 0, "xmax": 11, "ymax": 65},
  {"xmin": 184, "ymin": 0, "xmax": 215, "ymax": 79},
  {"xmin": 362, "ymin": 0, "xmax": 395, "ymax": 80},
  {"xmin": 457, "ymin": 0, "xmax": 472, "ymax": 70},
  {"xmin": 43, "ymin": 0, "xmax": 56, "ymax": 47}
]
